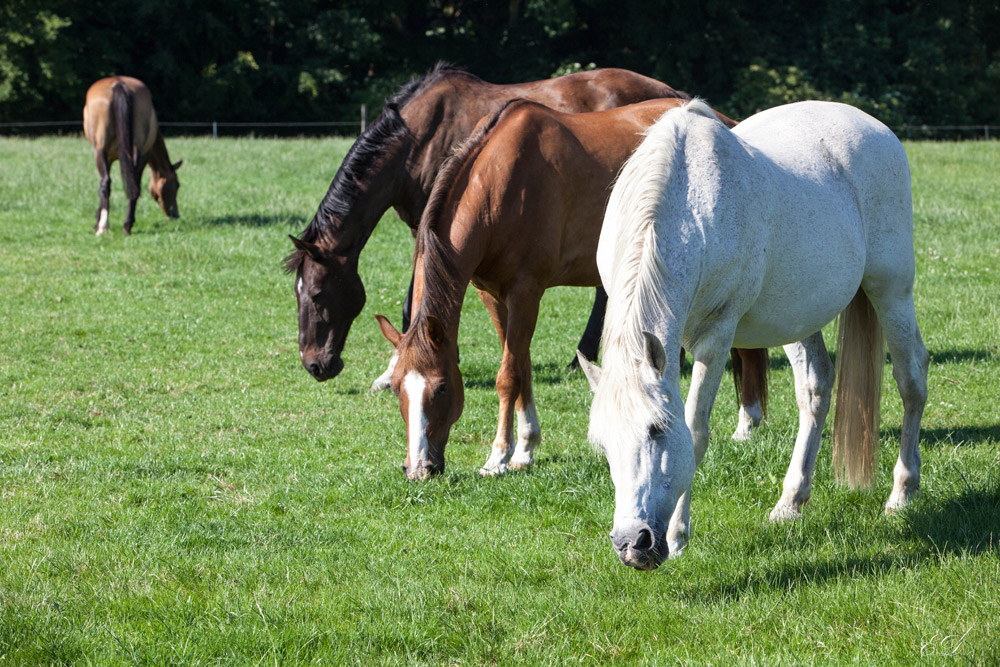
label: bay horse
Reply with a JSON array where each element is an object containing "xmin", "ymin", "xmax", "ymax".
[
  {"xmin": 284, "ymin": 63, "xmax": 694, "ymax": 387},
  {"xmin": 83, "ymin": 76, "xmax": 182, "ymax": 235},
  {"xmin": 374, "ymin": 97, "xmax": 749, "ymax": 481},
  {"xmin": 578, "ymin": 100, "xmax": 928, "ymax": 570}
]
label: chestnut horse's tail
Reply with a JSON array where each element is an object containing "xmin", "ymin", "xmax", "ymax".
[
  {"xmin": 111, "ymin": 79, "xmax": 139, "ymax": 202},
  {"xmin": 832, "ymin": 287, "xmax": 885, "ymax": 489},
  {"xmin": 730, "ymin": 348, "xmax": 769, "ymax": 417}
]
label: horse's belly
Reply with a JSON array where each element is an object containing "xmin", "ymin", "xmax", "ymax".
[{"xmin": 732, "ymin": 220, "xmax": 865, "ymax": 348}]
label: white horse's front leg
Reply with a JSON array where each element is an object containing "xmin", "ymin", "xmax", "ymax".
[
  {"xmin": 667, "ymin": 343, "xmax": 730, "ymax": 556},
  {"xmin": 770, "ymin": 332, "xmax": 834, "ymax": 521}
]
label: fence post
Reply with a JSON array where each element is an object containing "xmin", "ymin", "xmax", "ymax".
[
  {"xmin": 212, "ymin": 121, "xmax": 218, "ymax": 139},
  {"xmin": 360, "ymin": 104, "xmax": 367, "ymax": 134}
]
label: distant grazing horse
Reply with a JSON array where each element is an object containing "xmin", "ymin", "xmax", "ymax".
[
  {"xmin": 83, "ymin": 76, "xmax": 182, "ymax": 235},
  {"xmin": 578, "ymin": 101, "xmax": 928, "ymax": 570},
  {"xmin": 284, "ymin": 63, "xmax": 695, "ymax": 386},
  {"xmin": 373, "ymin": 97, "xmax": 745, "ymax": 480}
]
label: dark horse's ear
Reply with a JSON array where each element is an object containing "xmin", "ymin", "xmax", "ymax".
[
  {"xmin": 375, "ymin": 314, "xmax": 401, "ymax": 349},
  {"xmin": 289, "ymin": 235, "xmax": 320, "ymax": 260},
  {"xmin": 172, "ymin": 159, "xmax": 183, "ymax": 170},
  {"xmin": 426, "ymin": 316, "xmax": 446, "ymax": 350}
]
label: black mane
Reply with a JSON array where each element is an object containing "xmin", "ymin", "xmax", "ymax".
[{"xmin": 284, "ymin": 63, "xmax": 480, "ymax": 273}]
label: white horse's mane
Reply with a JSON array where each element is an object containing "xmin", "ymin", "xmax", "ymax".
[{"xmin": 589, "ymin": 100, "xmax": 719, "ymax": 450}]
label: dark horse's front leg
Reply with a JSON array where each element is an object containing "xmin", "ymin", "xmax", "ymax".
[
  {"xmin": 568, "ymin": 286, "xmax": 608, "ymax": 370},
  {"xmin": 94, "ymin": 151, "xmax": 112, "ymax": 235}
]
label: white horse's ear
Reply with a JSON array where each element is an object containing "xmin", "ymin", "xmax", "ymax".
[
  {"xmin": 641, "ymin": 331, "xmax": 667, "ymax": 378},
  {"xmin": 576, "ymin": 350, "xmax": 602, "ymax": 392}
]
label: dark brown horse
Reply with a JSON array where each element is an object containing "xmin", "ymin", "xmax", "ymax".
[
  {"xmin": 285, "ymin": 64, "xmax": 692, "ymax": 385},
  {"xmin": 83, "ymin": 76, "xmax": 182, "ymax": 235},
  {"xmin": 374, "ymin": 98, "xmax": 768, "ymax": 480}
]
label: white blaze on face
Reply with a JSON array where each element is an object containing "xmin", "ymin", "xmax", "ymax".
[
  {"xmin": 403, "ymin": 371, "xmax": 429, "ymax": 470},
  {"xmin": 296, "ymin": 277, "xmax": 304, "ymax": 297},
  {"xmin": 96, "ymin": 208, "xmax": 109, "ymax": 235}
]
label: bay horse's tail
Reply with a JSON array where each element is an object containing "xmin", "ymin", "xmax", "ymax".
[
  {"xmin": 730, "ymin": 348, "xmax": 769, "ymax": 418},
  {"xmin": 832, "ymin": 287, "xmax": 884, "ymax": 488},
  {"xmin": 110, "ymin": 80, "xmax": 139, "ymax": 202}
]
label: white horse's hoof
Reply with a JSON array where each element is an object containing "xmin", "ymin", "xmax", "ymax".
[
  {"xmin": 884, "ymin": 487, "xmax": 919, "ymax": 514},
  {"xmin": 769, "ymin": 502, "xmax": 803, "ymax": 522},
  {"xmin": 508, "ymin": 451, "xmax": 534, "ymax": 471}
]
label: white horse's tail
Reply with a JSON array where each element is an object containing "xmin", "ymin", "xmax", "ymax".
[{"xmin": 832, "ymin": 287, "xmax": 885, "ymax": 488}]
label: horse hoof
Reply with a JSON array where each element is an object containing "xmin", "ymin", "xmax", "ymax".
[
  {"xmin": 369, "ymin": 374, "xmax": 392, "ymax": 393},
  {"xmin": 769, "ymin": 503, "xmax": 803, "ymax": 522},
  {"xmin": 884, "ymin": 487, "xmax": 919, "ymax": 514},
  {"xmin": 479, "ymin": 463, "xmax": 508, "ymax": 477}
]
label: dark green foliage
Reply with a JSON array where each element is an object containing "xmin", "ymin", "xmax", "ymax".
[{"xmin": 2, "ymin": 0, "xmax": 999, "ymax": 127}]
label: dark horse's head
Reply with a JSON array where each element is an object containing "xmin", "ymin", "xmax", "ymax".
[
  {"xmin": 285, "ymin": 236, "xmax": 365, "ymax": 381},
  {"xmin": 149, "ymin": 159, "xmax": 182, "ymax": 218}
]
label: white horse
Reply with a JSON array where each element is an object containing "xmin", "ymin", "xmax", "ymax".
[{"xmin": 578, "ymin": 100, "xmax": 928, "ymax": 570}]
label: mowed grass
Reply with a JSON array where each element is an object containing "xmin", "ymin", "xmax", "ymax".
[{"xmin": 0, "ymin": 134, "xmax": 998, "ymax": 664}]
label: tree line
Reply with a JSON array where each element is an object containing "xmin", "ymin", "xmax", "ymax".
[{"xmin": 2, "ymin": 0, "xmax": 998, "ymax": 130}]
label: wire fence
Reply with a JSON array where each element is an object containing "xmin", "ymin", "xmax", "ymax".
[
  {"xmin": 1, "ymin": 115, "xmax": 998, "ymax": 140},
  {"xmin": 0, "ymin": 105, "xmax": 370, "ymax": 137}
]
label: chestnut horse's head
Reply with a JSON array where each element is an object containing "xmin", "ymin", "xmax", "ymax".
[
  {"xmin": 149, "ymin": 160, "xmax": 182, "ymax": 218},
  {"xmin": 376, "ymin": 314, "xmax": 463, "ymax": 480},
  {"xmin": 286, "ymin": 236, "xmax": 366, "ymax": 381}
]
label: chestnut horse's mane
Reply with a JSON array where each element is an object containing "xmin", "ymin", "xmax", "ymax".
[{"xmin": 284, "ymin": 62, "xmax": 480, "ymax": 273}]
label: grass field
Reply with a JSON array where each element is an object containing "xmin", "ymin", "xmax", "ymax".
[{"xmin": 1, "ymin": 134, "xmax": 998, "ymax": 665}]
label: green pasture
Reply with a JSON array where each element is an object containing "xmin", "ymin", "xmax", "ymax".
[{"xmin": 0, "ymin": 135, "xmax": 998, "ymax": 664}]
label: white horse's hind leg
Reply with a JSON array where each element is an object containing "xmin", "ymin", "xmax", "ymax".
[
  {"xmin": 871, "ymin": 294, "xmax": 928, "ymax": 512},
  {"xmin": 668, "ymin": 340, "xmax": 730, "ymax": 556},
  {"xmin": 770, "ymin": 332, "xmax": 834, "ymax": 521}
]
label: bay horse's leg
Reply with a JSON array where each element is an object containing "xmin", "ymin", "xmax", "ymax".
[
  {"xmin": 667, "ymin": 332, "xmax": 732, "ymax": 556},
  {"xmin": 94, "ymin": 151, "xmax": 112, "ymax": 235},
  {"xmin": 868, "ymin": 288, "xmax": 928, "ymax": 512},
  {"xmin": 770, "ymin": 332, "xmax": 834, "ymax": 521},
  {"xmin": 732, "ymin": 348, "xmax": 769, "ymax": 441},
  {"xmin": 479, "ymin": 289, "xmax": 541, "ymax": 476},
  {"xmin": 568, "ymin": 287, "xmax": 607, "ymax": 370}
]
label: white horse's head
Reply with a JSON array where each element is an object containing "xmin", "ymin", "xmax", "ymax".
[{"xmin": 578, "ymin": 332, "xmax": 695, "ymax": 570}]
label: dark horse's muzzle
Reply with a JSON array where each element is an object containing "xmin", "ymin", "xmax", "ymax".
[{"xmin": 302, "ymin": 354, "xmax": 344, "ymax": 381}]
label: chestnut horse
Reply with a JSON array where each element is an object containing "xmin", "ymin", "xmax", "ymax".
[
  {"xmin": 375, "ymin": 98, "xmax": 764, "ymax": 480},
  {"xmin": 83, "ymin": 76, "xmax": 182, "ymax": 235},
  {"xmin": 284, "ymin": 63, "xmax": 692, "ymax": 386}
]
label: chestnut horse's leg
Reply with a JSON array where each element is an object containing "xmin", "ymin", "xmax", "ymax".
[
  {"xmin": 479, "ymin": 289, "xmax": 541, "ymax": 476},
  {"xmin": 733, "ymin": 348, "xmax": 769, "ymax": 440},
  {"xmin": 770, "ymin": 332, "xmax": 833, "ymax": 521},
  {"xmin": 94, "ymin": 150, "xmax": 112, "ymax": 235},
  {"xmin": 568, "ymin": 287, "xmax": 607, "ymax": 369},
  {"xmin": 122, "ymin": 156, "xmax": 146, "ymax": 235}
]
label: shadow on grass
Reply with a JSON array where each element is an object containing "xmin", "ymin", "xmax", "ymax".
[
  {"xmin": 202, "ymin": 213, "xmax": 302, "ymax": 227},
  {"xmin": 686, "ymin": 475, "xmax": 999, "ymax": 603},
  {"xmin": 883, "ymin": 424, "xmax": 1000, "ymax": 448},
  {"xmin": 462, "ymin": 361, "xmax": 576, "ymax": 389}
]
